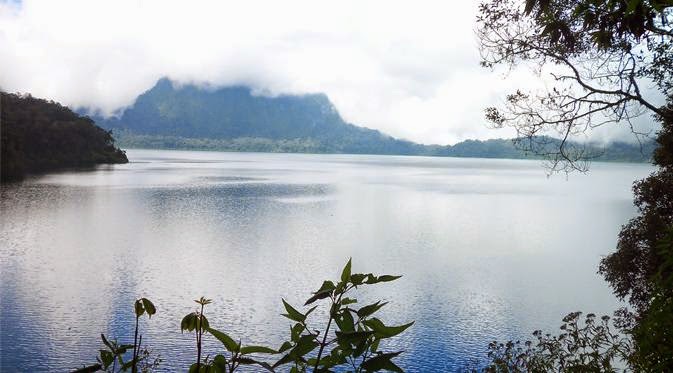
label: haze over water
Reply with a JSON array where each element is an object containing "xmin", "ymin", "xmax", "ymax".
[{"xmin": 0, "ymin": 149, "xmax": 653, "ymax": 371}]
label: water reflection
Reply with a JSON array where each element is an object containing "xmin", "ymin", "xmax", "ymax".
[{"xmin": 0, "ymin": 149, "xmax": 652, "ymax": 371}]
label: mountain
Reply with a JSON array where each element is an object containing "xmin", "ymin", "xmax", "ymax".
[
  {"xmin": 94, "ymin": 78, "xmax": 655, "ymax": 162},
  {"xmin": 1, "ymin": 92, "xmax": 128, "ymax": 182},
  {"xmin": 96, "ymin": 78, "xmax": 424, "ymax": 155}
]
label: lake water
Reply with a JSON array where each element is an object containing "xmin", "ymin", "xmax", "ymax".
[{"xmin": 0, "ymin": 149, "xmax": 653, "ymax": 371}]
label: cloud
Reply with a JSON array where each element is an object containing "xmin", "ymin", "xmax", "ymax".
[{"xmin": 0, "ymin": 0, "xmax": 658, "ymax": 144}]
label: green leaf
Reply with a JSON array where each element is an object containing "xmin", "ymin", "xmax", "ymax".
[
  {"xmin": 304, "ymin": 305, "xmax": 318, "ymax": 318},
  {"xmin": 134, "ymin": 299, "xmax": 145, "ymax": 318},
  {"xmin": 341, "ymin": 258, "xmax": 352, "ymax": 283},
  {"xmin": 198, "ymin": 314, "xmax": 210, "ymax": 330},
  {"xmin": 181, "ymin": 313, "xmax": 197, "ymax": 332},
  {"xmin": 291, "ymin": 334, "xmax": 319, "ymax": 358},
  {"xmin": 213, "ymin": 354, "xmax": 228, "ymax": 371},
  {"xmin": 350, "ymin": 273, "xmax": 367, "ymax": 285},
  {"xmin": 361, "ymin": 352, "xmax": 404, "ymax": 372},
  {"xmin": 99, "ymin": 350, "xmax": 114, "ymax": 369},
  {"xmin": 354, "ymin": 339, "xmax": 370, "ymax": 358},
  {"xmin": 357, "ymin": 301, "xmax": 388, "ymax": 319},
  {"xmin": 240, "ymin": 345, "xmax": 277, "ymax": 355},
  {"xmin": 281, "ymin": 299, "xmax": 306, "ymax": 322},
  {"xmin": 305, "ymin": 282, "xmax": 335, "ymax": 306},
  {"xmin": 290, "ymin": 323, "xmax": 305, "ymax": 342},
  {"xmin": 207, "ymin": 327, "xmax": 239, "ymax": 352},
  {"xmin": 364, "ymin": 318, "xmax": 414, "ymax": 338},
  {"xmin": 371, "ymin": 337, "xmax": 381, "ymax": 352},
  {"xmin": 194, "ymin": 296, "xmax": 212, "ymax": 305},
  {"xmin": 377, "ymin": 275, "xmax": 402, "ymax": 283},
  {"xmin": 304, "ymin": 289, "xmax": 332, "ymax": 306},
  {"xmin": 101, "ymin": 334, "xmax": 113, "ymax": 350},
  {"xmin": 278, "ymin": 341, "xmax": 293, "ymax": 353},
  {"xmin": 342, "ymin": 297, "xmax": 357, "ymax": 305},
  {"xmin": 273, "ymin": 353, "xmax": 295, "ymax": 369},
  {"xmin": 141, "ymin": 298, "xmax": 156, "ymax": 317},
  {"xmin": 117, "ymin": 344, "xmax": 134, "ymax": 354},
  {"xmin": 335, "ymin": 309, "xmax": 355, "ymax": 332},
  {"xmin": 236, "ymin": 357, "xmax": 274, "ymax": 370},
  {"xmin": 316, "ymin": 280, "xmax": 336, "ymax": 293},
  {"xmin": 335, "ymin": 330, "xmax": 375, "ymax": 346}
]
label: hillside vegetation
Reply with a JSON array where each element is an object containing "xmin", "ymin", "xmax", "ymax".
[{"xmin": 1, "ymin": 92, "xmax": 128, "ymax": 182}]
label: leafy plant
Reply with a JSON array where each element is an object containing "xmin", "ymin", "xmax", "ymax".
[
  {"xmin": 482, "ymin": 312, "xmax": 633, "ymax": 372},
  {"xmin": 132, "ymin": 298, "xmax": 156, "ymax": 373},
  {"xmin": 78, "ymin": 259, "xmax": 413, "ymax": 372},
  {"xmin": 271, "ymin": 258, "xmax": 413, "ymax": 372},
  {"xmin": 186, "ymin": 326, "xmax": 278, "ymax": 372},
  {"xmin": 72, "ymin": 298, "xmax": 159, "ymax": 373},
  {"xmin": 97, "ymin": 334, "xmax": 136, "ymax": 372},
  {"xmin": 181, "ymin": 297, "xmax": 212, "ymax": 371}
]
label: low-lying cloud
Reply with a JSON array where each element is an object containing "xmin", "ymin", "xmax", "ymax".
[{"xmin": 0, "ymin": 0, "xmax": 657, "ymax": 144}]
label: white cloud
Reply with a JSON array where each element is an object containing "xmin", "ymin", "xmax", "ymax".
[{"xmin": 0, "ymin": 0, "xmax": 658, "ymax": 144}]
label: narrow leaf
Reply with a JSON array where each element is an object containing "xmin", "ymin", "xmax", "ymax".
[
  {"xmin": 341, "ymin": 258, "xmax": 352, "ymax": 283},
  {"xmin": 281, "ymin": 299, "xmax": 306, "ymax": 322},
  {"xmin": 207, "ymin": 327, "xmax": 239, "ymax": 352},
  {"xmin": 240, "ymin": 345, "xmax": 277, "ymax": 355}
]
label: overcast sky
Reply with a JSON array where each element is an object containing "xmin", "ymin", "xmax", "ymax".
[{"xmin": 0, "ymin": 0, "xmax": 657, "ymax": 145}]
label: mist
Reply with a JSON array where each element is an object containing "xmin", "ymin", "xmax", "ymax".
[{"xmin": 0, "ymin": 0, "xmax": 658, "ymax": 144}]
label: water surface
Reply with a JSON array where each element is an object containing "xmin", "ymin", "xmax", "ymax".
[{"xmin": 0, "ymin": 150, "xmax": 653, "ymax": 371}]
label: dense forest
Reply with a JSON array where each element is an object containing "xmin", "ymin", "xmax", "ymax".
[
  {"xmin": 1, "ymin": 92, "xmax": 128, "ymax": 182},
  {"xmin": 95, "ymin": 78, "xmax": 655, "ymax": 162}
]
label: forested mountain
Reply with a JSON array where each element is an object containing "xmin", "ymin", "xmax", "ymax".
[
  {"xmin": 1, "ymin": 92, "xmax": 128, "ymax": 182},
  {"xmin": 95, "ymin": 78, "xmax": 655, "ymax": 162},
  {"xmin": 97, "ymin": 78, "xmax": 423, "ymax": 155}
]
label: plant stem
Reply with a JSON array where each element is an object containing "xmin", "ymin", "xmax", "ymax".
[
  {"xmin": 132, "ymin": 316, "xmax": 139, "ymax": 373},
  {"xmin": 197, "ymin": 303, "xmax": 205, "ymax": 370},
  {"xmin": 314, "ymin": 299, "xmax": 337, "ymax": 370}
]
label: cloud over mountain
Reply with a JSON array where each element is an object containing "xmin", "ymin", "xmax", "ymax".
[{"xmin": 0, "ymin": 0, "xmax": 656, "ymax": 144}]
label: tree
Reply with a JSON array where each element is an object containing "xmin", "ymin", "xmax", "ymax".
[
  {"xmin": 599, "ymin": 101, "xmax": 673, "ymax": 311},
  {"xmin": 628, "ymin": 226, "xmax": 673, "ymax": 371},
  {"xmin": 477, "ymin": 0, "xmax": 673, "ymax": 308},
  {"xmin": 0, "ymin": 92, "xmax": 128, "ymax": 182},
  {"xmin": 477, "ymin": 0, "xmax": 673, "ymax": 367},
  {"xmin": 477, "ymin": 0, "xmax": 672, "ymax": 172}
]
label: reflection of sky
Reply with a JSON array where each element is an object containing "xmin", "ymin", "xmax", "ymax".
[{"xmin": 0, "ymin": 149, "xmax": 653, "ymax": 371}]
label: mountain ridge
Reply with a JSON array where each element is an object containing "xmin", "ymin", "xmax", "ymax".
[{"xmin": 92, "ymin": 78, "xmax": 655, "ymax": 162}]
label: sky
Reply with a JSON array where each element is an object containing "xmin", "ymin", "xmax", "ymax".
[{"xmin": 0, "ymin": 0, "xmax": 659, "ymax": 145}]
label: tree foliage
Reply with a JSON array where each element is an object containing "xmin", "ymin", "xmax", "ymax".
[
  {"xmin": 599, "ymin": 100, "xmax": 673, "ymax": 311},
  {"xmin": 477, "ymin": 0, "xmax": 672, "ymax": 172},
  {"xmin": 628, "ymin": 226, "xmax": 673, "ymax": 371},
  {"xmin": 478, "ymin": 0, "xmax": 673, "ymax": 369},
  {"xmin": 1, "ymin": 92, "xmax": 128, "ymax": 181}
]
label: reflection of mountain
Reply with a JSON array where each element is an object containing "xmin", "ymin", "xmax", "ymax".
[{"xmin": 94, "ymin": 78, "xmax": 655, "ymax": 162}]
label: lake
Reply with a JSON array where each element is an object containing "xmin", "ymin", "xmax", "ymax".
[{"xmin": 0, "ymin": 149, "xmax": 653, "ymax": 371}]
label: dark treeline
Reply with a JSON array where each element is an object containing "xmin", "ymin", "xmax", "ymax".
[
  {"xmin": 1, "ymin": 92, "xmax": 128, "ymax": 182},
  {"xmin": 114, "ymin": 130, "xmax": 655, "ymax": 163}
]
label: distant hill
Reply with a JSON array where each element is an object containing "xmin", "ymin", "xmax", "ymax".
[
  {"xmin": 94, "ymin": 78, "xmax": 655, "ymax": 162},
  {"xmin": 1, "ymin": 92, "xmax": 128, "ymax": 182}
]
